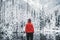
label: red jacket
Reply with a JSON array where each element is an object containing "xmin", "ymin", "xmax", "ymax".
[{"xmin": 25, "ymin": 23, "xmax": 34, "ymax": 33}]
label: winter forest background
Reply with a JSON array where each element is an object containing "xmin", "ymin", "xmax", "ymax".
[{"xmin": 0, "ymin": 0, "xmax": 60, "ymax": 40}]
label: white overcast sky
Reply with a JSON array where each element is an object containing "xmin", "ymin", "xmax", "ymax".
[{"xmin": 23, "ymin": 0, "xmax": 60, "ymax": 10}]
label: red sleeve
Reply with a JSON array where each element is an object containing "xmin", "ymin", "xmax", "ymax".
[{"xmin": 31, "ymin": 24, "xmax": 34, "ymax": 33}]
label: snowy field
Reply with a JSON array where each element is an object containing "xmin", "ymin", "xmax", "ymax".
[{"xmin": 0, "ymin": 0, "xmax": 60, "ymax": 40}]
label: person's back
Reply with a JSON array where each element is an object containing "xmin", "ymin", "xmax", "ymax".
[{"xmin": 25, "ymin": 22, "xmax": 34, "ymax": 33}]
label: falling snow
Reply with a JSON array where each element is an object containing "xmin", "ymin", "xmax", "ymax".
[{"xmin": 0, "ymin": 0, "xmax": 60, "ymax": 40}]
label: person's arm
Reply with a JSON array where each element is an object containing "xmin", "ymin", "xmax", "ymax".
[{"xmin": 32, "ymin": 24, "xmax": 34, "ymax": 33}]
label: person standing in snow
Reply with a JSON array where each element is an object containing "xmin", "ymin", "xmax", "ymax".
[{"xmin": 25, "ymin": 19, "xmax": 34, "ymax": 40}]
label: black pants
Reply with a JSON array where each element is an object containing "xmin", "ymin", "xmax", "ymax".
[{"xmin": 26, "ymin": 33, "xmax": 33, "ymax": 40}]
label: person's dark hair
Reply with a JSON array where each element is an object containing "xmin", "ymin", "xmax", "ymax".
[{"xmin": 28, "ymin": 19, "xmax": 31, "ymax": 23}]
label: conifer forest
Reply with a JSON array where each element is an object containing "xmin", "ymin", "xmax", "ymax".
[{"xmin": 0, "ymin": 0, "xmax": 60, "ymax": 40}]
